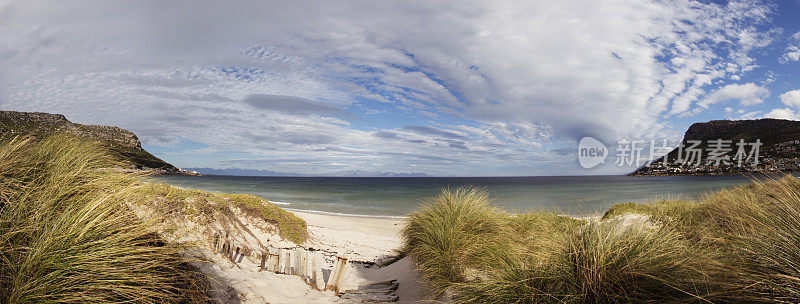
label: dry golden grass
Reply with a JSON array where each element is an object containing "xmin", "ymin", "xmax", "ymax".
[
  {"xmin": 403, "ymin": 176, "xmax": 800, "ymax": 303},
  {"xmin": 0, "ymin": 135, "xmax": 212, "ymax": 304}
]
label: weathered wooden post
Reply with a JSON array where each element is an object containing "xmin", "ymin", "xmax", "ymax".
[
  {"xmin": 311, "ymin": 252, "xmax": 325, "ymax": 290},
  {"xmin": 325, "ymin": 254, "xmax": 349, "ymax": 294},
  {"xmin": 286, "ymin": 250, "xmax": 294, "ymax": 274},
  {"xmin": 289, "ymin": 249, "xmax": 298, "ymax": 275},
  {"xmin": 213, "ymin": 233, "xmax": 219, "ymax": 251},
  {"xmin": 260, "ymin": 252, "xmax": 266, "ymax": 270},
  {"xmin": 291, "ymin": 249, "xmax": 303, "ymax": 277},
  {"xmin": 234, "ymin": 247, "xmax": 240, "ymax": 262},
  {"xmin": 268, "ymin": 250, "xmax": 280, "ymax": 272},
  {"xmin": 300, "ymin": 250, "xmax": 310, "ymax": 282},
  {"xmin": 238, "ymin": 248, "xmax": 247, "ymax": 263},
  {"xmin": 278, "ymin": 249, "xmax": 288, "ymax": 274}
]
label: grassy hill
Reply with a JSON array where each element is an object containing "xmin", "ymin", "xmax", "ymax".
[{"xmin": 0, "ymin": 111, "xmax": 176, "ymax": 171}]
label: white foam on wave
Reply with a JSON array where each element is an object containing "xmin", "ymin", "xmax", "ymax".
[
  {"xmin": 285, "ymin": 208, "xmax": 407, "ymax": 219},
  {"xmin": 269, "ymin": 201, "xmax": 292, "ymax": 205}
]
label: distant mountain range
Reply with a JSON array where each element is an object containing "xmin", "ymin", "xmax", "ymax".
[
  {"xmin": 184, "ymin": 167, "xmax": 431, "ymax": 177},
  {"xmin": 0, "ymin": 111, "xmax": 177, "ymax": 171}
]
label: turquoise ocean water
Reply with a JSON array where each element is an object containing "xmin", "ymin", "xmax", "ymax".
[{"xmin": 149, "ymin": 174, "xmax": 784, "ymax": 218}]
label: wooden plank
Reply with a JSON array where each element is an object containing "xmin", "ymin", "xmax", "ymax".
[
  {"xmin": 340, "ymin": 293, "xmax": 399, "ymax": 302},
  {"xmin": 290, "ymin": 250, "xmax": 297, "ymax": 274},
  {"xmin": 342, "ymin": 288, "xmax": 395, "ymax": 295},
  {"xmin": 325, "ymin": 256, "xmax": 340, "ymax": 292},
  {"xmin": 312, "ymin": 253, "xmax": 323, "ymax": 290},
  {"xmin": 268, "ymin": 253, "xmax": 280, "ymax": 272},
  {"xmin": 291, "ymin": 249, "xmax": 299, "ymax": 277},
  {"xmin": 325, "ymin": 255, "xmax": 349, "ymax": 294},
  {"xmin": 298, "ymin": 250, "xmax": 309, "ymax": 280},
  {"xmin": 357, "ymin": 280, "xmax": 399, "ymax": 291},
  {"xmin": 301, "ymin": 250, "xmax": 310, "ymax": 282},
  {"xmin": 342, "ymin": 284, "xmax": 399, "ymax": 294},
  {"xmin": 260, "ymin": 252, "xmax": 266, "ymax": 270},
  {"xmin": 281, "ymin": 249, "xmax": 292, "ymax": 274},
  {"xmin": 277, "ymin": 249, "xmax": 285, "ymax": 274}
]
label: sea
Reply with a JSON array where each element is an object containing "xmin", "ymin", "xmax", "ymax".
[{"xmin": 148, "ymin": 174, "xmax": 787, "ymax": 218}]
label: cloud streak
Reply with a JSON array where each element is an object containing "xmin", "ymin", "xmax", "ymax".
[
  {"xmin": 242, "ymin": 94, "xmax": 353, "ymax": 118},
  {"xmin": 0, "ymin": 0, "xmax": 789, "ymax": 175}
]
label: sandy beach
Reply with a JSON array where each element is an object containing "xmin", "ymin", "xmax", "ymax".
[{"xmin": 194, "ymin": 210, "xmax": 422, "ymax": 304}]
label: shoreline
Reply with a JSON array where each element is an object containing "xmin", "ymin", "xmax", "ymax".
[{"xmin": 286, "ymin": 208, "xmax": 409, "ymax": 220}]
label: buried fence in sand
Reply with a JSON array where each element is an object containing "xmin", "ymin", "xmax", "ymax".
[{"xmin": 213, "ymin": 232, "xmax": 400, "ymax": 302}]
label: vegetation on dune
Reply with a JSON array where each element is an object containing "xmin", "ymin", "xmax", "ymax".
[
  {"xmin": 690, "ymin": 177, "xmax": 800, "ymax": 303},
  {"xmin": 601, "ymin": 200, "xmax": 699, "ymax": 222},
  {"xmin": 0, "ymin": 135, "xmax": 211, "ymax": 304},
  {"xmin": 401, "ymin": 188, "xmax": 584, "ymax": 299},
  {"xmin": 131, "ymin": 183, "xmax": 308, "ymax": 244},
  {"xmin": 401, "ymin": 187, "xmax": 507, "ymax": 297},
  {"xmin": 453, "ymin": 222, "xmax": 717, "ymax": 304},
  {"xmin": 403, "ymin": 176, "xmax": 800, "ymax": 303}
]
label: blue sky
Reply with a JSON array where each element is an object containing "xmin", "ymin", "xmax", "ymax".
[{"xmin": 2, "ymin": 0, "xmax": 800, "ymax": 176}]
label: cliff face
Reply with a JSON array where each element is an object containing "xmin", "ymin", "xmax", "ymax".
[
  {"xmin": 682, "ymin": 119, "xmax": 800, "ymax": 146},
  {"xmin": 631, "ymin": 118, "xmax": 800, "ymax": 175},
  {"xmin": 0, "ymin": 111, "xmax": 176, "ymax": 171}
]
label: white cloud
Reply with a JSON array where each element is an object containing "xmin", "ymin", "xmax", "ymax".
[
  {"xmin": 739, "ymin": 110, "xmax": 762, "ymax": 120},
  {"xmin": 698, "ymin": 83, "xmax": 770, "ymax": 108},
  {"xmin": 763, "ymin": 108, "xmax": 800, "ymax": 120},
  {"xmin": 0, "ymin": 0, "xmax": 779, "ymax": 175},
  {"xmin": 781, "ymin": 89, "xmax": 800, "ymax": 108},
  {"xmin": 783, "ymin": 46, "xmax": 800, "ymax": 62},
  {"xmin": 780, "ymin": 31, "xmax": 800, "ymax": 63}
]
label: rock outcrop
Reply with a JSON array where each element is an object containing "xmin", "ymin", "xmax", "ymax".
[
  {"xmin": 0, "ymin": 110, "xmax": 176, "ymax": 171},
  {"xmin": 631, "ymin": 118, "xmax": 800, "ymax": 175}
]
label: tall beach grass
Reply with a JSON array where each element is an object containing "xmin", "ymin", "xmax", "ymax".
[
  {"xmin": 0, "ymin": 135, "xmax": 211, "ymax": 303},
  {"xmin": 402, "ymin": 176, "xmax": 800, "ymax": 303}
]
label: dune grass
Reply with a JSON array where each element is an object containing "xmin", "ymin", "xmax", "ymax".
[
  {"xmin": 0, "ymin": 135, "xmax": 211, "ymax": 304},
  {"xmin": 132, "ymin": 183, "xmax": 308, "ymax": 244},
  {"xmin": 696, "ymin": 177, "xmax": 800, "ymax": 303},
  {"xmin": 452, "ymin": 221, "xmax": 717, "ymax": 304},
  {"xmin": 401, "ymin": 187, "xmax": 507, "ymax": 297},
  {"xmin": 403, "ymin": 176, "xmax": 800, "ymax": 303},
  {"xmin": 401, "ymin": 187, "xmax": 584, "ymax": 299}
]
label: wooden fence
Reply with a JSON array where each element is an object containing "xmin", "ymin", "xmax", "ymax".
[{"xmin": 213, "ymin": 232, "xmax": 349, "ymax": 293}]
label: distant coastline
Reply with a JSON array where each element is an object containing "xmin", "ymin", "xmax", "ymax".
[{"xmin": 631, "ymin": 119, "xmax": 800, "ymax": 176}]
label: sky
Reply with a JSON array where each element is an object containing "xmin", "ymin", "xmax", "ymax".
[{"xmin": 1, "ymin": 0, "xmax": 800, "ymax": 176}]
